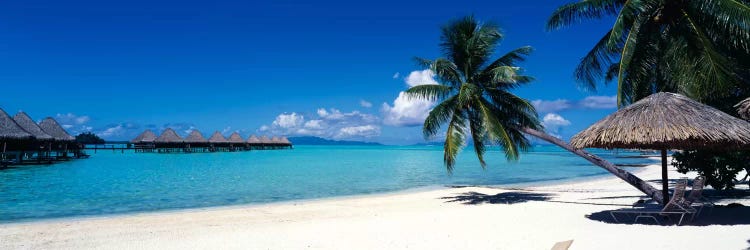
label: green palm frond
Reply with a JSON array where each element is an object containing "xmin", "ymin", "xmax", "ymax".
[
  {"xmin": 404, "ymin": 84, "xmax": 452, "ymax": 101},
  {"xmin": 547, "ymin": 0, "xmax": 625, "ymax": 30},
  {"xmin": 575, "ymin": 30, "xmax": 618, "ymax": 90},
  {"xmin": 412, "ymin": 16, "xmax": 541, "ymax": 172},
  {"xmin": 423, "ymin": 95, "xmax": 458, "ymax": 138}
]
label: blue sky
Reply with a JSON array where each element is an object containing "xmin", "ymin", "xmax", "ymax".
[{"xmin": 0, "ymin": 0, "xmax": 622, "ymax": 144}]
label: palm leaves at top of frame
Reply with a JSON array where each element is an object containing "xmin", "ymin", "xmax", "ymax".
[{"xmin": 548, "ymin": 0, "xmax": 750, "ymax": 106}]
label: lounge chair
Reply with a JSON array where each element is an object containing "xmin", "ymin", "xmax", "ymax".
[
  {"xmin": 550, "ymin": 240, "xmax": 574, "ymax": 250},
  {"xmin": 610, "ymin": 178, "xmax": 696, "ymax": 225},
  {"xmin": 684, "ymin": 176, "xmax": 714, "ymax": 216}
]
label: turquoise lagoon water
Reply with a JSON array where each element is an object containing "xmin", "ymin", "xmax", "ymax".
[{"xmin": 0, "ymin": 145, "xmax": 654, "ymax": 222}]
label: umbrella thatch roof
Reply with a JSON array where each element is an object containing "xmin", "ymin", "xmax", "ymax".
[
  {"xmin": 259, "ymin": 135, "xmax": 272, "ymax": 144},
  {"xmin": 208, "ymin": 131, "xmax": 228, "ymax": 143},
  {"xmin": 184, "ymin": 130, "xmax": 207, "ymax": 143},
  {"xmin": 735, "ymin": 97, "xmax": 750, "ymax": 120},
  {"xmin": 39, "ymin": 117, "xmax": 75, "ymax": 141},
  {"xmin": 271, "ymin": 136, "xmax": 281, "ymax": 144},
  {"xmin": 280, "ymin": 137, "xmax": 291, "ymax": 145},
  {"xmin": 131, "ymin": 129, "xmax": 157, "ymax": 143},
  {"xmin": 0, "ymin": 108, "xmax": 33, "ymax": 140},
  {"xmin": 13, "ymin": 112, "xmax": 53, "ymax": 140},
  {"xmin": 228, "ymin": 132, "xmax": 244, "ymax": 143},
  {"xmin": 571, "ymin": 92, "xmax": 750, "ymax": 150},
  {"xmin": 247, "ymin": 135, "xmax": 261, "ymax": 144},
  {"xmin": 155, "ymin": 128, "xmax": 183, "ymax": 143}
]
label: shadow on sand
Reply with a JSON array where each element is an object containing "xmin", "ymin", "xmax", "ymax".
[
  {"xmin": 441, "ymin": 191, "xmax": 553, "ymax": 205},
  {"xmin": 586, "ymin": 205, "xmax": 750, "ymax": 226}
]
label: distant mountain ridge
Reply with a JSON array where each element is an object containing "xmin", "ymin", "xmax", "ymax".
[{"xmin": 288, "ymin": 136, "xmax": 383, "ymax": 146}]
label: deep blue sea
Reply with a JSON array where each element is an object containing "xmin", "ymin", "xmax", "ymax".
[{"xmin": 0, "ymin": 145, "xmax": 654, "ymax": 222}]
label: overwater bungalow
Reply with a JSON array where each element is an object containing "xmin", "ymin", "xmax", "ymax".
[
  {"xmin": 131, "ymin": 129, "xmax": 157, "ymax": 152},
  {"xmin": 228, "ymin": 132, "xmax": 244, "ymax": 151},
  {"xmin": 208, "ymin": 131, "xmax": 229, "ymax": 152},
  {"xmin": 38, "ymin": 117, "xmax": 81, "ymax": 159},
  {"xmin": 154, "ymin": 128, "xmax": 183, "ymax": 153},
  {"xmin": 184, "ymin": 130, "xmax": 209, "ymax": 153},
  {"xmin": 0, "ymin": 108, "xmax": 33, "ymax": 166},
  {"xmin": 13, "ymin": 112, "xmax": 55, "ymax": 163}
]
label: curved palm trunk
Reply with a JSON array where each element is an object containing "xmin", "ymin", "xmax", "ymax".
[{"xmin": 521, "ymin": 127, "xmax": 665, "ymax": 204}]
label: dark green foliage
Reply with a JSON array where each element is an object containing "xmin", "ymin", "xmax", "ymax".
[
  {"xmin": 548, "ymin": 0, "xmax": 750, "ymax": 107},
  {"xmin": 672, "ymin": 150, "xmax": 750, "ymax": 190},
  {"xmin": 76, "ymin": 132, "xmax": 105, "ymax": 145},
  {"xmin": 406, "ymin": 16, "xmax": 541, "ymax": 172}
]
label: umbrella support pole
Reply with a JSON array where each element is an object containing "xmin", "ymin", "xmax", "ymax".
[{"xmin": 661, "ymin": 149, "xmax": 669, "ymax": 205}]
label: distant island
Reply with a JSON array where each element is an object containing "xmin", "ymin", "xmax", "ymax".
[{"xmin": 288, "ymin": 136, "xmax": 382, "ymax": 146}]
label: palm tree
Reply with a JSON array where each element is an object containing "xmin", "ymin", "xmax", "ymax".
[
  {"xmin": 548, "ymin": 0, "xmax": 750, "ymax": 106},
  {"xmin": 409, "ymin": 16, "xmax": 667, "ymax": 203},
  {"xmin": 404, "ymin": 16, "xmax": 541, "ymax": 171}
]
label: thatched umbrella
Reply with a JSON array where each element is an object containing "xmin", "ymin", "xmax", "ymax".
[
  {"xmin": 208, "ymin": 131, "xmax": 228, "ymax": 144},
  {"xmin": 184, "ymin": 130, "xmax": 208, "ymax": 143},
  {"xmin": 247, "ymin": 135, "xmax": 261, "ymax": 144},
  {"xmin": 0, "ymin": 108, "xmax": 33, "ymax": 154},
  {"xmin": 131, "ymin": 129, "xmax": 157, "ymax": 143},
  {"xmin": 228, "ymin": 132, "xmax": 244, "ymax": 144},
  {"xmin": 13, "ymin": 112, "xmax": 54, "ymax": 141},
  {"xmin": 571, "ymin": 92, "xmax": 750, "ymax": 204},
  {"xmin": 39, "ymin": 117, "xmax": 75, "ymax": 141},
  {"xmin": 155, "ymin": 128, "xmax": 183, "ymax": 143},
  {"xmin": 735, "ymin": 97, "xmax": 750, "ymax": 120}
]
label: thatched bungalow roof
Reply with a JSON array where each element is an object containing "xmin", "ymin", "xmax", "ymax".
[
  {"xmin": 131, "ymin": 129, "xmax": 157, "ymax": 143},
  {"xmin": 208, "ymin": 131, "xmax": 228, "ymax": 143},
  {"xmin": 14, "ymin": 112, "xmax": 54, "ymax": 140},
  {"xmin": 280, "ymin": 137, "xmax": 291, "ymax": 145},
  {"xmin": 184, "ymin": 130, "xmax": 208, "ymax": 143},
  {"xmin": 0, "ymin": 108, "xmax": 33, "ymax": 140},
  {"xmin": 228, "ymin": 132, "xmax": 244, "ymax": 143},
  {"xmin": 39, "ymin": 117, "xmax": 75, "ymax": 141},
  {"xmin": 271, "ymin": 136, "xmax": 281, "ymax": 144},
  {"xmin": 247, "ymin": 135, "xmax": 261, "ymax": 144},
  {"xmin": 155, "ymin": 128, "xmax": 183, "ymax": 143},
  {"xmin": 570, "ymin": 92, "xmax": 750, "ymax": 150},
  {"xmin": 735, "ymin": 97, "xmax": 750, "ymax": 120},
  {"xmin": 259, "ymin": 135, "xmax": 272, "ymax": 144}
]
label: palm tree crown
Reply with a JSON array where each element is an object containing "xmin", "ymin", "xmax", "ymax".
[
  {"xmin": 405, "ymin": 16, "xmax": 541, "ymax": 172},
  {"xmin": 548, "ymin": 0, "xmax": 750, "ymax": 106}
]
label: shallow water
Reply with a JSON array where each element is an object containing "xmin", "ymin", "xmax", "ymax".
[{"xmin": 0, "ymin": 145, "xmax": 654, "ymax": 222}]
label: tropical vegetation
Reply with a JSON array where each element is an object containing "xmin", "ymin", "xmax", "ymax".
[
  {"xmin": 76, "ymin": 132, "xmax": 105, "ymax": 145},
  {"xmin": 548, "ymin": 0, "xmax": 750, "ymax": 192},
  {"xmin": 404, "ymin": 16, "xmax": 541, "ymax": 171}
]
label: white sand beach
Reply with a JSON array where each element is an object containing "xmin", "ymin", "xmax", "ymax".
[{"xmin": 1, "ymin": 162, "xmax": 749, "ymax": 250}]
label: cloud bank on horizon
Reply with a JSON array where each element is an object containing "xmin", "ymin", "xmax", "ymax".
[{"xmin": 47, "ymin": 70, "xmax": 616, "ymax": 143}]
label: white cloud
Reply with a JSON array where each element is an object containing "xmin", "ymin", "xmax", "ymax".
[
  {"xmin": 541, "ymin": 113, "xmax": 571, "ymax": 135},
  {"xmin": 405, "ymin": 69, "xmax": 439, "ymax": 87},
  {"xmin": 532, "ymin": 99, "xmax": 573, "ymax": 113},
  {"xmin": 381, "ymin": 92, "xmax": 434, "ymax": 126},
  {"xmin": 272, "ymin": 113, "xmax": 304, "ymax": 128},
  {"xmin": 304, "ymin": 120, "xmax": 323, "ymax": 129},
  {"xmin": 336, "ymin": 125, "xmax": 380, "ymax": 139},
  {"xmin": 360, "ymin": 100, "xmax": 373, "ymax": 108},
  {"xmin": 579, "ymin": 95, "xmax": 617, "ymax": 109},
  {"xmin": 95, "ymin": 123, "xmax": 140, "ymax": 139},
  {"xmin": 382, "ymin": 70, "xmax": 440, "ymax": 127},
  {"xmin": 392, "ymin": 72, "xmax": 400, "ymax": 79},
  {"xmin": 55, "ymin": 113, "xmax": 90, "ymax": 125},
  {"xmin": 259, "ymin": 108, "xmax": 380, "ymax": 140},
  {"xmin": 532, "ymin": 95, "xmax": 617, "ymax": 113}
]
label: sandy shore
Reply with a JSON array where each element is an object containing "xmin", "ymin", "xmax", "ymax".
[{"xmin": 2, "ymin": 162, "xmax": 749, "ymax": 250}]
